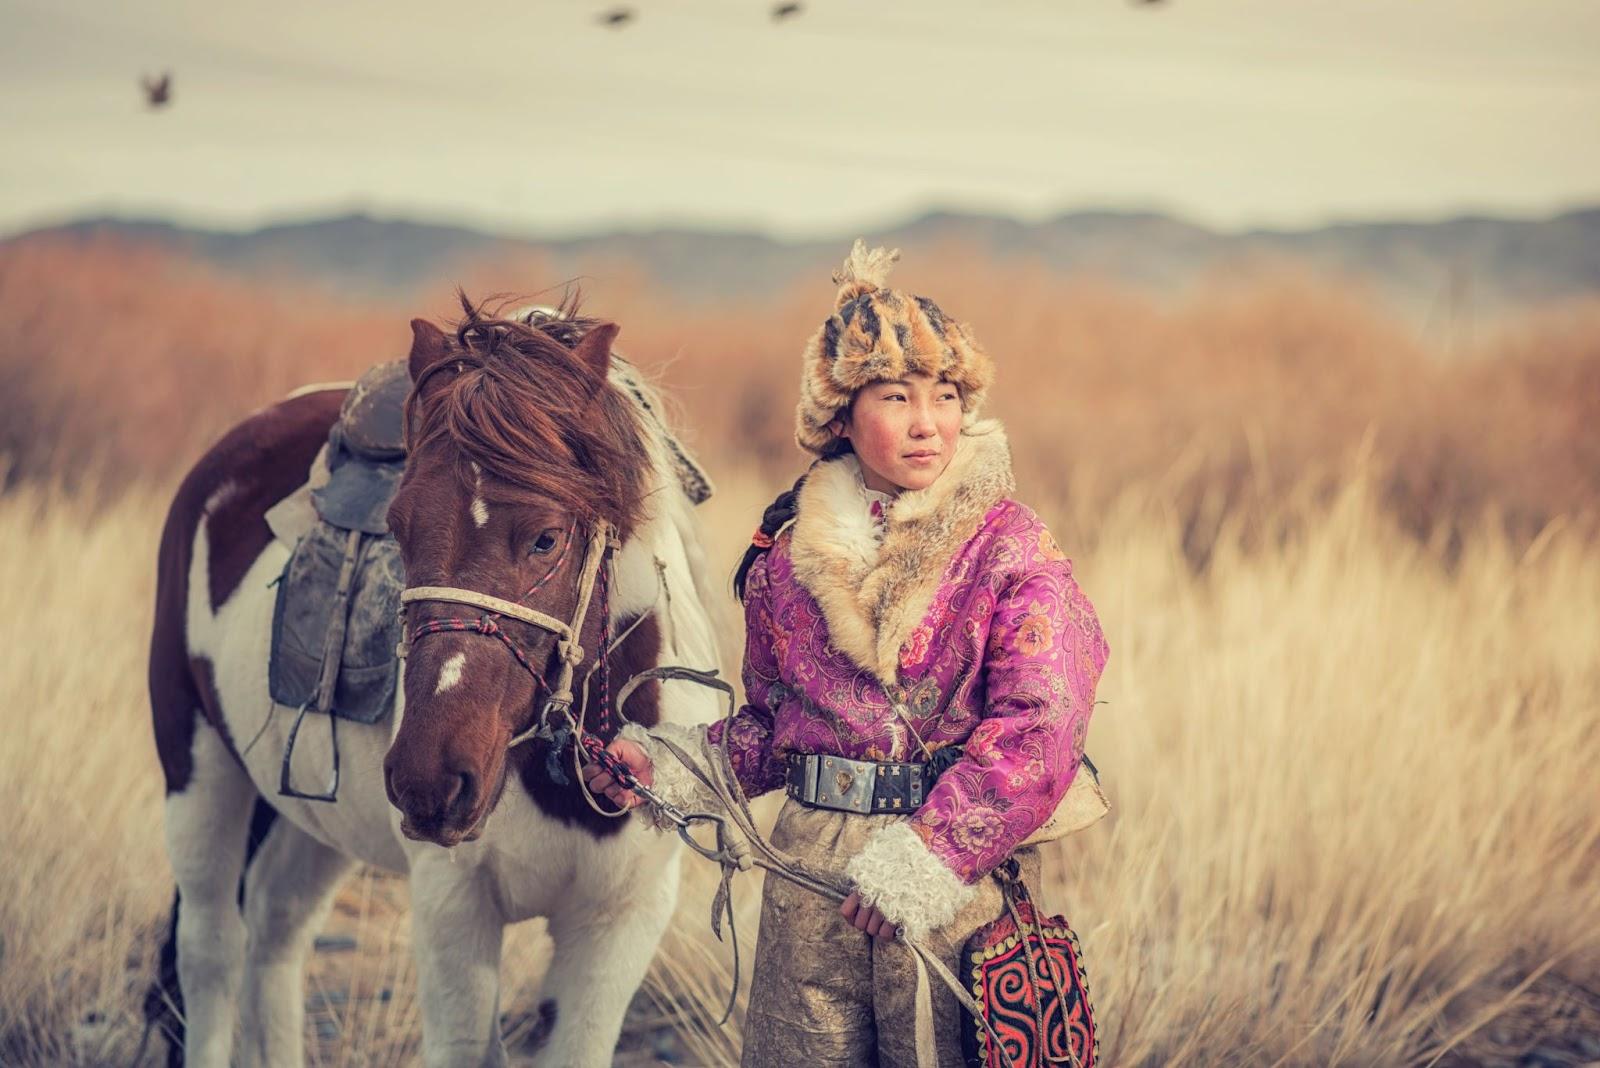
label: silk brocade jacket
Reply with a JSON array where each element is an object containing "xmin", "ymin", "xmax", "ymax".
[{"xmin": 706, "ymin": 420, "xmax": 1109, "ymax": 886}]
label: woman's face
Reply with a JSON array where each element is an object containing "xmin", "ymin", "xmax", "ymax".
[{"xmin": 831, "ymin": 372, "xmax": 963, "ymax": 494}]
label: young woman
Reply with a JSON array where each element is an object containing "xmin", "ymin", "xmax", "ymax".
[{"xmin": 584, "ymin": 241, "xmax": 1109, "ymax": 1066}]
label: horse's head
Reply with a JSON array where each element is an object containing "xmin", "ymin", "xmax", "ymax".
[{"xmin": 381, "ymin": 300, "xmax": 648, "ymax": 847}]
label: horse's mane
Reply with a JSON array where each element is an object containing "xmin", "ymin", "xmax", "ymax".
[{"xmin": 405, "ymin": 290, "xmax": 650, "ymax": 536}]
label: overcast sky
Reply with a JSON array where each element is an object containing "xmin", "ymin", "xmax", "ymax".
[{"xmin": 3, "ymin": 0, "xmax": 1598, "ymax": 240}]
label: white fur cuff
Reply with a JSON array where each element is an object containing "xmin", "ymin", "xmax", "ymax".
[
  {"xmin": 617, "ymin": 722, "xmax": 719, "ymax": 829},
  {"xmin": 846, "ymin": 821, "xmax": 977, "ymax": 943}
]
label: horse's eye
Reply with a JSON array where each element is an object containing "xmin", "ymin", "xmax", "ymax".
[{"xmin": 529, "ymin": 530, "xmax": 560, "ymax": 556}]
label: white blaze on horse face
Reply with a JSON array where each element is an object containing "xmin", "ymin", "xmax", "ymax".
[
  {"xmin": 435, "ymin": 651, "xmax": 467, "ymax": 695},
  {"xmin": 470, "ymin": 462, "xmax": 490, "ymax": 529}
]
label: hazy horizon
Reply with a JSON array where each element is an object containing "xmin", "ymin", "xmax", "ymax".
[{"xmin": 11, "ymin": 195, "xmax": 1600, "ymax": 247}]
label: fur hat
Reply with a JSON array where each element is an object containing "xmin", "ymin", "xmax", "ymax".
[{"xmin": 795, "ymin": 239, "xmax": 995, "ymax": 455}]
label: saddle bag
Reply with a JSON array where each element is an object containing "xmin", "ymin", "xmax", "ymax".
[{"xmin": 962, "ymin": 860, "xmax": 1098, "ymax": 1068}]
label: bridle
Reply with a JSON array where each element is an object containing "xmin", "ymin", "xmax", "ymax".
[
  {"xmin": 395, "ymin": 518, "xmax": 619, "ymax": 753},
  {"xmin": 393, "ymin": 508, "xmax": 735, "ymax": 812}
]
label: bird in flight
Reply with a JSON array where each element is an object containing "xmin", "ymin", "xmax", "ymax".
[
  {"xmin": 597, "ymin": 6, "xmax": 634, "ymax": 27},
  {"xmin": 772, "ymin": 2, "xmax": 803, "ymax": 20},
  {"xmin": 141, "ymin": 72, "xmax": 171, "ymax": 109}
]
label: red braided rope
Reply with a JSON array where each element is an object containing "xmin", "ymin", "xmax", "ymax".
[
  {"xmin": 581, "ymin": 732, "xmax": 644, "ymax": 791},
  {"xmin": 595, "ymin": 557, "xmax": 613, "ymax": 737},
  {"xmin": 521, "ymin": 523, "xmax": 575, "ymax": 598},
  {"xmin": 407, "ymin": 616, "xmax": 541, "ymax": 677}
]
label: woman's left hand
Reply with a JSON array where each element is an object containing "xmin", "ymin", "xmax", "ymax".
[{"xmin": 840, "ymin": 890, "xmax": 898, "ymax": 941}]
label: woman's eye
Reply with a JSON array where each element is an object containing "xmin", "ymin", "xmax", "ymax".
[{"xmin": 528, "ymin": 531, "xmax": 560, "ymax": 556}]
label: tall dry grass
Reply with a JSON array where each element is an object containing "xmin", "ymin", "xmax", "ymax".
[
  {"xmin": 2, "ymin": 457, "xmax": 1596, "ymax": 1065},
  {"xmin": 0, "ymin": 481, "xmax": 172, "ymax": 1065}
]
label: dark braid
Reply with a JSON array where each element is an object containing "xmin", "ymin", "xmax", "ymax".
[{"xmin": 732, "ymin": 438, "xmax": 854, "ymax": 602}]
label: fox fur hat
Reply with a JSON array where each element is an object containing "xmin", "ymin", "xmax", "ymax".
[{"xmin": 795, "ymin": 239, "xmax": 995, "ymax": 455}]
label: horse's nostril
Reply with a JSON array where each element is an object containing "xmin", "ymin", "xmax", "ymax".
[
  {"xmin": 383, "ymin": 749, "xmax": 479, "ymax": 834},
  {"xmin": 449, "ymin": 771, "xmax": 478, "ymax": 818},
  {"xmin": 382, "ymin": 761, "xmax": 402, "ymax": 808}
]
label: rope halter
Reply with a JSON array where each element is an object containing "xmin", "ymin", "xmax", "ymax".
[{"xmin": 396, "ymin": 519, "xmax": 617, "ymax": 749}]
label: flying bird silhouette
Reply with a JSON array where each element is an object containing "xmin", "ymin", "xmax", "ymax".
[
  {"xmin": 141, "ymin": 72, "xmax": 171, "ymax": 109},
  {"xmin": 597, "ymin": 6, "xmax": 634, "ymax": 27},
  {"xmin": 772, "ymin": 2, "xmax": 803, "ymax": 20}
]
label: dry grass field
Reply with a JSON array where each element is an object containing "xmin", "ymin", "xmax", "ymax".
[{"xmin": 1, "ymin": 238, "xmax": 1597, "ymax": 1066}]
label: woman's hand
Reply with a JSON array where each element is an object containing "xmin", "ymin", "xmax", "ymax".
[
  {"xmin": 840, "ymin": 890, "xmax": 899, "ymax": 942},
  {"xmin": 581, "ymin": 738, "xmax": 655, "ymax": 810}
]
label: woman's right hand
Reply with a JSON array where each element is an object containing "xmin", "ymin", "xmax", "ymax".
[{"xmin": 581, "ymin": 738, "xmax": 655, "ymax": 810}]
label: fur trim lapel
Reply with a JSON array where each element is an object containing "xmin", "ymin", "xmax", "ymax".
[{"xmin": 788, "ymin": 420, "xmax": 1015, "ymax": 685}]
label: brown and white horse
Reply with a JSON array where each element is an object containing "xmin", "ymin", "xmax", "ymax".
[{"xmin": 146, "ymin": 305, "xmax": 724, "ymax": 1066}]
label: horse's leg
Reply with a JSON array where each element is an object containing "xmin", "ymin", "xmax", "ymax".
[
  {"xmin": 409, "ymin": 856, "xmax": 509, "ymax": 1068},
  {"xmin": 537, "ymin": 846, "xmax": 681, "ymax": 1067},
  {"xmin": 163, "ymin": 722, "xmax": 257, "ymax": 1068},
  {"xmin": 236, "ymin": 819, "xmax": 354, "ymax": 1068}
]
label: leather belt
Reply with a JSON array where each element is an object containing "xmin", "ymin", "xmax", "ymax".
[{"xmin": 785, "ymin": 753, "xmax": 932, "ymax": 815}]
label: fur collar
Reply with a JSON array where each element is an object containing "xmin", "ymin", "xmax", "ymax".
[{"xmin": 787, "ymin": 419, "xmax": 1016, "ymax": 685}]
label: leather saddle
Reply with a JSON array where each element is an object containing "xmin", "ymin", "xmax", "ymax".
[{"xmin": 268, "ymin": 361, "xmax": 410, "ymax": 731}]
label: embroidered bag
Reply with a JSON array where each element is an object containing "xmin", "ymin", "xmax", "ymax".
[{"xmin": 961, "ymin": 860, "xmax": 1097, "ymax": 1068}]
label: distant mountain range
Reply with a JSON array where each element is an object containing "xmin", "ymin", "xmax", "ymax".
[{"xmin": 9, "ymin": 206, "xmax": 1599, "ymax": 315}]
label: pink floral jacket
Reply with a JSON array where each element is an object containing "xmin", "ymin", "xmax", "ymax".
[{"xmin": 707, "ymin": 421, "xmax": 1108, "ymax": 885}]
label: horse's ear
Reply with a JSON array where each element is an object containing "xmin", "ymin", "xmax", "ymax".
[
  {"xmin": 571, "ymin": 322, "xmax": 619, "ymax": 390},
  {"xmin": 407, "ymin": 319, "xmax": 452, "ymax": 384}
]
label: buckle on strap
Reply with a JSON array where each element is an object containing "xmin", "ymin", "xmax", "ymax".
[{"xmin": 797, "ymin": 755, "xmax": 877, "ymax": 814}]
